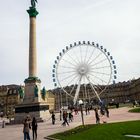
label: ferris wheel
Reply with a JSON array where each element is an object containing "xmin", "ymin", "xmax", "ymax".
[{"xmin": 52, "ymin": 41, "xmax": 117, "ymax": 105}]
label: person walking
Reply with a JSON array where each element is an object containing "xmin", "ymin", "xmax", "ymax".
[
  {"xmin": 51, "ymin": 112, "xmax": 55, "ymax": 125},
  {"xmin": 23, "ymin": 117, "xmax": 31, "ymax": 140},
  {"xmin": 85, "ymin": 107, "xmax": 88, "ymax": 115},
  {"xmin": 94, "ymin": 108, "xmax": 100, "ymax": 124},
  {"xmin": 100, "ymin": 107, "xmax": 107, "ymax": 123},
  {"xmin": 68, "ymin": 110, "xmax": 73, "ymax": 123},
  {"xmin": 32, "ymin": 117, "xmax": 38, "ymax": 140},
  {"xmin": 62, "ymin": 111, "xmax": 69, "ymax": 126},
  {"xmin": 105, "ymin": 105, "xmax": 109, "ymax": 118},
  {"xmin": 60, "ymin": 109, "xmax": 62, "ymax": 121}
]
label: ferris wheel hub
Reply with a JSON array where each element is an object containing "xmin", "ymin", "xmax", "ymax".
[{"xmin": 77, "ymin": 63, "xmax": 89, "ymax": 75}]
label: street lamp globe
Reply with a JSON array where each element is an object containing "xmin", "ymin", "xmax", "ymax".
[{"xmin": 79, "ymin": 100, "xmax": 83, "ymax": 105}]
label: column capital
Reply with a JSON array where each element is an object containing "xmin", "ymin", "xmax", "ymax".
[
  {"xmin": 24, "ymin": 77, "xmax": 41, "ymax": 84},
  {"xmin": 27, "ymin": 7, "xmax": 39, "ymax": 17}
]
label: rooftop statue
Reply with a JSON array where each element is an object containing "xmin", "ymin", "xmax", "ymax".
[{"xmin": 31, "ymin": 0, "xmax": 38, "ymax": 8}]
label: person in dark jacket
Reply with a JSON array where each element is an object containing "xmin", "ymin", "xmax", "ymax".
[
  {"xmin": 51, "ymin": 112, "xmax": 55, "ymax": 125},
  {"xmin": 94, "ymin": 108, "xmax": 100, "ymax": 124},
  {"xmin": 62, "ymin": 111, "xmax": 69, "ymax": 126},
  {"xmin": 105, "ymin": 105, "xmax": 109, "ymax": 118},
  {"xmin": 32, "ymin": 117, "xmax": 38, "ymax": 140}
]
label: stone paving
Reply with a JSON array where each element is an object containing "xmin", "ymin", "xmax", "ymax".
[{"xmin": 0, "ymin": 107, "xmax": 140, "ymax": 140}]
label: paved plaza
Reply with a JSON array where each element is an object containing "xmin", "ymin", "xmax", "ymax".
[{"xmin": 0, "ymin": 107, "xmax": 140, "ymax": 140}]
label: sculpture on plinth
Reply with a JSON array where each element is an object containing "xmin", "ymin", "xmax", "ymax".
[
  {"xmin": 18, "ymin": 87, "xmax": 24, "ymax": 99},
  {"xmin": 41, "ymin": 87, "xmax": 46, "ymax": 100},
  {"xmin": 34, "ymin": 85, "xmax": 38, "ymax": 97},
  {"xmin": 31, "ymin": 0, "xmax": 38, "ymax": 8}
]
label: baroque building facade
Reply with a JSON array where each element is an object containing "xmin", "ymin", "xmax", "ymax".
[
  {"xmin": 100, "ymin": 78, "xmax": 140, "ymax": 103},
  {"xmin": 0, "ymin": 85, "xmax": 21, "ymax": 118}
]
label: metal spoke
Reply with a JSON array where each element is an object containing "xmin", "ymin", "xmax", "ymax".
[
  {"xmin": 80, "ymin": 45, "xmax": 83, "ymax": 63},
  {"xmin": 72, "ymin": 47, "xmax": 81, "ymax": 64},
  {"xmin": 88, "ymin": 73, "xmax": 108, "ymax": 84},
  {"xmin": 62, "ymin": 58, "xmax": 77, "ymax": 67},
  {"xmin": 86, "ymin": 76, "xmax": 101, "ymax": 102},
  {"xmin": 67, "ymin": 52, "xmax": 79, "ymax": 65},
  {"xmin": 91, "ymin": 65, "xmax": 110, "ymax": 70},
  {"xmin": 57, "ymin": 70, "xmax": 76, "ymax": 75},
  {"xmin": 84, "ymin": 45, "xmax": 89, "ymax": 63},
  {"xmin": 69, "ymin": 83, "xmax": 77, "ymax": 96},
  {"xmin": 88, "ymin": 76, "xmax": 103, "ymax": 91},
  {"xmin": 60, "ymin": 86, "xmax": 73, "ymax": 98},
  {"xmin": 90, "ymin": 70, "xmax": 110, "ymax": 76},
  {"xmin": 59, "ymin": 73, "xmax": 77, "ymax": 82},
  {"xmin": 67, "ymin": 74, "xmax": 79, "ymax": 87},
  {"xmin": 89, "ymin": 82, "xmax": 101, "ymax": 102},
  {"xmin": 59, "ymin": 65, "xmax": 75, "ymax": 70},
  {"xmin": 86, "ymin": 46, "xmax": 96, "ymax": 64},
  {"xmin": 88, "ymin": 52, "xmax": 103, "ymax": 65},
  {"xmin": 90, "ymin": 58, "xmax": 107, "ymax": 67}
]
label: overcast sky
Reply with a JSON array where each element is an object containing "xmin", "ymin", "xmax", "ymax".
[{"xmin": 0, "ymin": 0, "xmax": 140, "ymax": 90}]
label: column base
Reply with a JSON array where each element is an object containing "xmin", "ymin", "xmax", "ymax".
[{"xmin": 14, "ymin": 102, "xmax": 50, "ymax": 123}]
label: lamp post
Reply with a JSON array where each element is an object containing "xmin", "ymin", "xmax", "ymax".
[{"xmin": 79, "ymin": 100, "xmax": 84, "ymax": 126}]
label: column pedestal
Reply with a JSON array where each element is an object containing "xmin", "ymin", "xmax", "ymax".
[{"xmin": 15, "ymin": 77, "xmax": 50, "ymax": 123}]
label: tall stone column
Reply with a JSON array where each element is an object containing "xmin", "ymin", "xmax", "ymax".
[
  {"xmin": 28, "ymin": 7, "xmax": 38, "ymax": 77},
  {"xmin": 23, "ymin": 7, "xmax": 41, "ymax": 103},
  {"xmin": 29, "ymin": 17, "xmax": 37, "ymax": 77}
]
